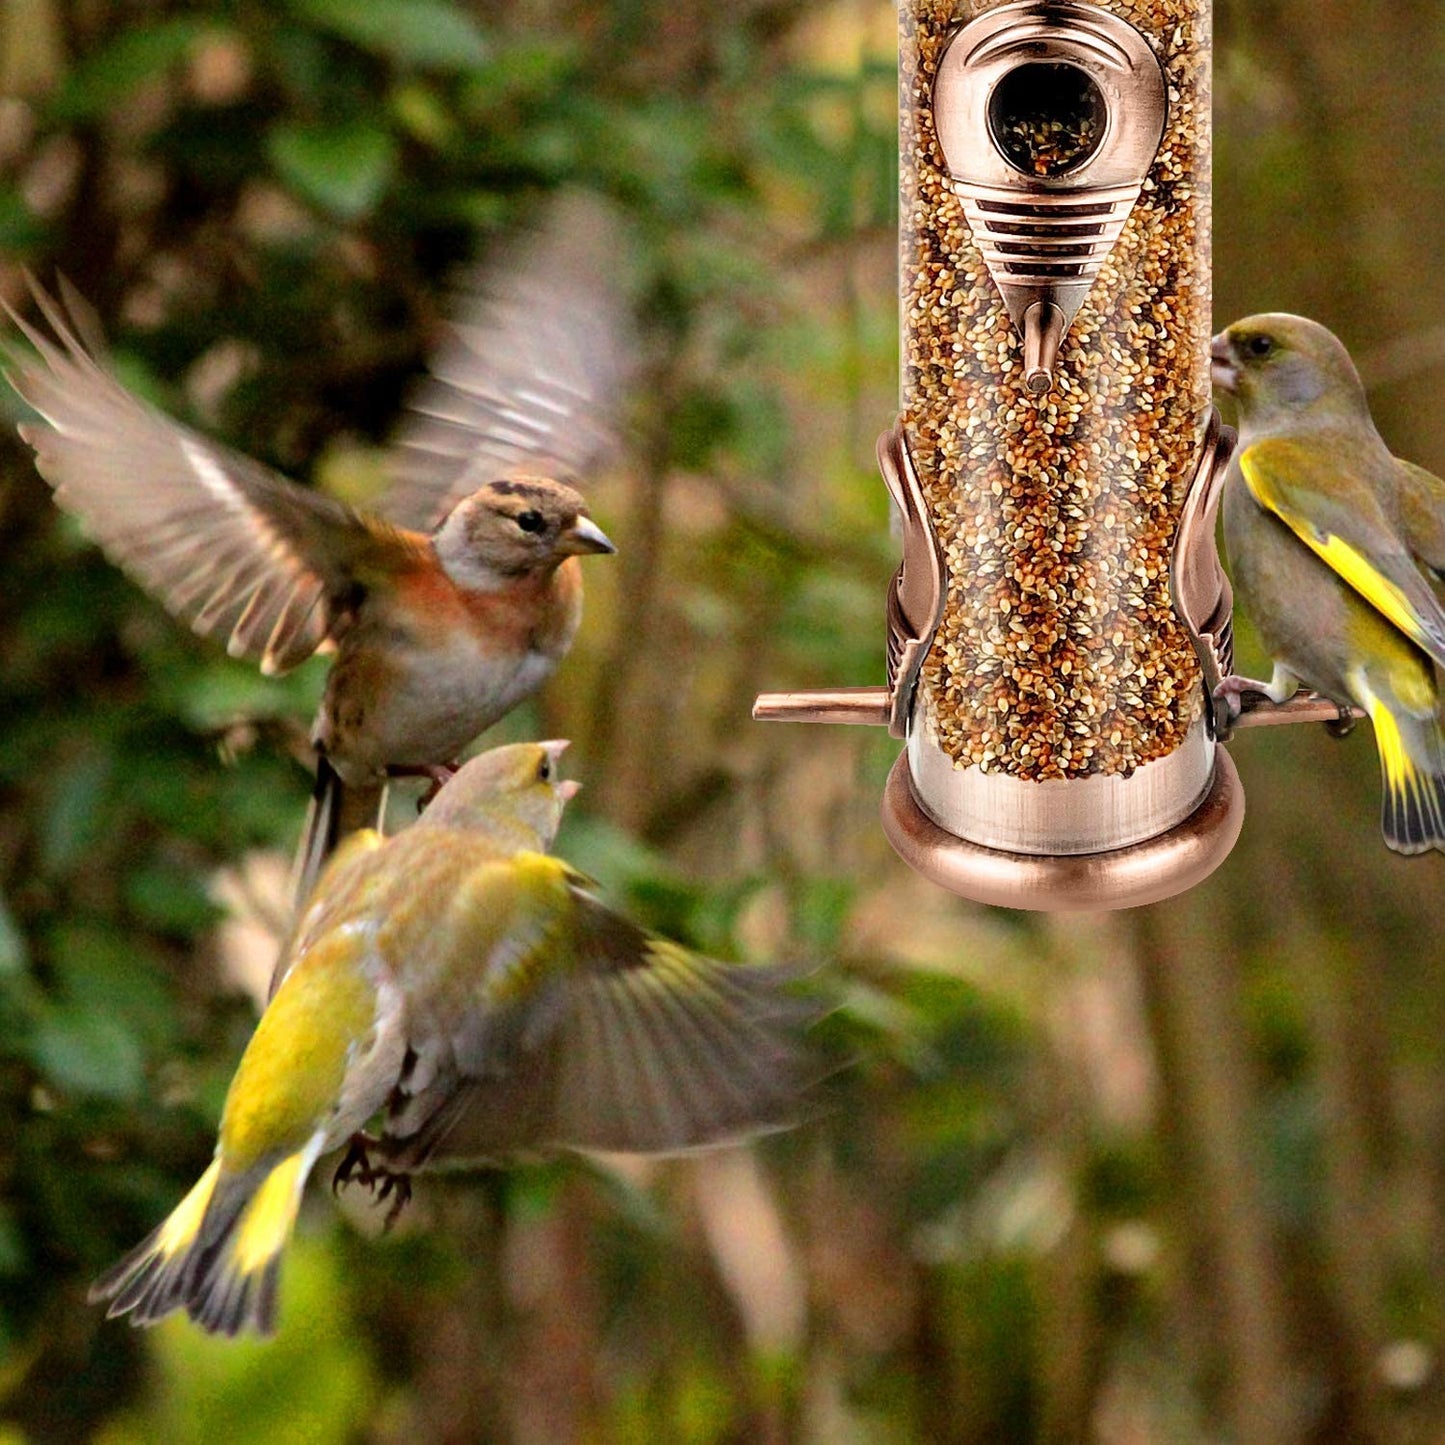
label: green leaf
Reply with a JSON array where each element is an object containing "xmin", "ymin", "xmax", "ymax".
[
  {"xmin": 287, "ymin": 0, "xmax": 488, "ymax": 70},
  {"xmin": 39, "ymin": 748, "xmax": 114, "ymax": 877},
  {"xmin": 124, "ymin": 861, "xmax": 222, "ymax": 936},
  {"xmin": 48, "ymin": 19, "xmax": 212, "ymax": 122},
  {"xmin": 0, "ymin": 185, "xmax": 46, "ymax": 253},
  {"xmin": 29, "ymin": 1003, "xmax": 145, "ymax": 1102},
  {"xmin": 0, "ymin": 896, "xmax": 26, "ymax": 977},
  {"xmin": 267, "ymin": 120, "xmax": 398, "ymax": 219}
]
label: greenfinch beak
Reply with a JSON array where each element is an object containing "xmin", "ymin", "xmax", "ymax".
[{"xmin": 1210, "ymin": 332, "xmax": 1238, "ymax": 394}]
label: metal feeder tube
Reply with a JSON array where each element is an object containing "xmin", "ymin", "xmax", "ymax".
[{"xmin": 758, "ymin": 0, "xmax": 1253, "ymax": 910}]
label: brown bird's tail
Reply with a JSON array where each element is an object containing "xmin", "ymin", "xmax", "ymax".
[
  {"xmin": 1364, "ymin": 696, "xmax": 1445, "ymax": 854},
  {"xmin": 291, "ymin": 758, "xmax": 388, "ymax": 911}
]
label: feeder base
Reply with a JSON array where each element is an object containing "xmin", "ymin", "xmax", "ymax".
[{"xmin": 880, "ymin": 747, "xmax": 1243, "ymax": 912}]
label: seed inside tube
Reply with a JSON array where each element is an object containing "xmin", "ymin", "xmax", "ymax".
[{"xmin": 900, "ymin": 0, "xmax": 1209, "ymax": 782}]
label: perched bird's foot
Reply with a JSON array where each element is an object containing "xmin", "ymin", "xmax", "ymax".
[
  {"xmin": 1213, "ymin": 674, "xmax": 1277, "ymax": 725},
  {"xmin": 387, "ymin": 762, "xmax": 460, "ymax": 812},
  {"xmin": 1325, "ymin": 702, "xmax": 1358, "ymax": 739}
]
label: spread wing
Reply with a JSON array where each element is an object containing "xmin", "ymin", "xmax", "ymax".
[
  {"xmin": 382, "ymin": 191, "xmax": 637, "ymax": 531},
  {"xmin": 1238, "ymin": 438, "xmax": 1445, "ymax": 669},
  {"xmin": 379, "ymin": 854, "xmax": 815, "ymax": 1169},
  {"xmin": 5, "ymin": 278, "xmax": 408, "ymax": 675},
  {"xmin": 1395, "ymin": 457, "xmax": 1445, "ymax": 580}
]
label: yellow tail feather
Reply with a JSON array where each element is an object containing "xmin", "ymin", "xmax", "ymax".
[
  {"xmin": 90, "ymin": 1142, "xmax": 320, "ymax": 1338},
  {"xmin": 1359, "ymin": 689, "xmax": 1445, "ymax": 855}
]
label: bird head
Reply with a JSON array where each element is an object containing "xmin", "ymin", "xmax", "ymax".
[
  {"xmin": 1211, "ymin": 312, "xmax": 1371, "ymax": 434},
  {"xmin": 419, "ymin": 740, "xmax": 577, "ymax": 849},
  {"xmin": 432, "ymin": 476, "xmax": 615, "ymax": 589}
]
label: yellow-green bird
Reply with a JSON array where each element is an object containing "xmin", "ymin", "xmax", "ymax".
[
  {"xmin": 1212, "ymin": 312, "xmax": 1445, "ymax": 853},
  {"xmin": 90, "ymin": 741, "xmax": 813, "ymax": 1337}
]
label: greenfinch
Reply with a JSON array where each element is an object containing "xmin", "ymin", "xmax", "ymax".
[
  {"xmin": 89, "ymin": 742, "xmax": 813, "ymax": 1338},
  {"xmin": 5, "ymin": 192, "xmax": 631, "ymax": 903},
  {"xmin": 1212, "ymin": 312, "xmax": 1445, "ymax": 853}
]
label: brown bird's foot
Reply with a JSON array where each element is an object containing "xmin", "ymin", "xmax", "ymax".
[
  {"xmin": 332, "ymin": 1133, "xmax": 414, "ymax": 1228},
  {"xmin": 386, "ymin": 762, "xmax": 460, "ymax": 812}
]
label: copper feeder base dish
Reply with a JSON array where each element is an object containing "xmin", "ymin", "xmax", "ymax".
[{"xmin": 880, "ymin": 747, "xmax": 1244, "ymax": 912}]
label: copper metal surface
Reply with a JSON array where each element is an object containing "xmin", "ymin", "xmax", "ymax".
[
  {"xmin": 931, "ymin": 1, "xmax": 1168, "ymax": 391},
  {"xmin": 880, "ymin": 744, "xmax": 1244, "ymax": 911},
  {"xmin": 753, "ymin": 422, "xmax": 944, "ymax": 740},
  {"xmin": 907, "ymin": 715, "xmax": 1215, "ymax": 855},
  {"xmin": 752, "ymin": 688, "xmax": 891, "ymax": 727}
]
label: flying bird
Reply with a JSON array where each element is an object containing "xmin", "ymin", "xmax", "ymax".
[
  {"xmin": 1213, "ymin": 311, "xmax": 1445, "ymax": 853},
  {"xmin": 89, "ymin": 741, "xmax": 816, "ymax": 1338},
  {"xmin": 5, "ymin": 193, "xmax": 634, "ymax": 900}
]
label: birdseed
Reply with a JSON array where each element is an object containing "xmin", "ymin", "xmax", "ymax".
[{"xmin": 901, "ymin": 0, "xmax": 1210, "ymax": 780}]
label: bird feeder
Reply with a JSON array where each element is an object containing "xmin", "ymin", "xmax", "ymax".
[{"xmin": 757, "ymin": 0, "xmax": 1256, "ymax": 910}]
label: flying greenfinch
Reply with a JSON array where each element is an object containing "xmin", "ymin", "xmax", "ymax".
[
  {"xmin": 4, "ymin": 192, "xmax": 632, "ymax": 904},
  {"xmin": 89, "ymin": 742, "xmax": 813, "ymax": 1338},
  {"xmin": 1212, "ymin": 312, "xmax": 1445, "ymax": 853}
]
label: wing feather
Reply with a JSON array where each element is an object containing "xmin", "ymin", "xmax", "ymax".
[
  {"xmin": 377, "ymin": 867, "xmax": 816, "ymax": 1168},
  {"xmin": 1239, "ymin": 439, "xmax": 1445, "ymax": 669},
  {"xmin": 6, "ymin": 279, "xmax": 405, "ymax": 674},
  {"xmin": 383, "ymin": 191, "xmax": 637, "ymax": 530}
]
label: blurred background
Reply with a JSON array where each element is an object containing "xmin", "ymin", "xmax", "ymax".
[{"xmin": 0, "ymin": 1, "xmax": 1443, "ymax": 1440}]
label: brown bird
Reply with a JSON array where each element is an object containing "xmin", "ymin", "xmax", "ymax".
[{"xmin": 6, "ymin": 194, "xmax": 634, "ymax": 901}]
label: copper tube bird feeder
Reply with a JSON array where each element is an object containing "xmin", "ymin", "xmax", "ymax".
[{"xmin": 755, "ymin": 0, "xmax": 1262, "ymax": 910}]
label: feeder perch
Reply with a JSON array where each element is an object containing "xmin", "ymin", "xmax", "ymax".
[{"xmin": 755, "ymin": 0, "xmax": 1352, "ymax": 912}]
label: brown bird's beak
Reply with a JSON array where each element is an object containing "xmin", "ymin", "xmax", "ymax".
[
  {"xmin": 557, "ymin": 515, "xmax": 616, "ymax": 556},
  {"xmin": 1210, "ymin": 332, "xmax": 1238, "ymax": 394}
]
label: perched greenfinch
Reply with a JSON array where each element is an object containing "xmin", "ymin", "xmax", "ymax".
[
  {"xmin": 1212, "ymin": 312, "xmax": 1445, "ymax": 853},
  {"xmin": 89, "ymin": 742, "xmax": 813, "ymax": 1338},
  {"xmin": 5, "ymin": 192, "xmax": 632, "ymax": 902}
]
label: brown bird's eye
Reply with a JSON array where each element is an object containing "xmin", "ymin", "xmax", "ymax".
[
  {"xmin": 1248, "ymin": 334, "xmax": 1274, "ymax": 358},
  {"xmin": 516, "ymin": 509, "xmax": 546, "ymax": 534}
]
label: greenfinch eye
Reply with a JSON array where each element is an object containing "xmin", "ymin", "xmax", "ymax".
[
  {"xmin": 537, "ymin": 755, "xmax": 552, "ymax": 781},
  {"xmin": 1247, "ymin": 334, "xmax": 1274, "ymax": 358},
  {"xmin": 516, "ymin": 509, "xmax": 546, "ymax": 534}
]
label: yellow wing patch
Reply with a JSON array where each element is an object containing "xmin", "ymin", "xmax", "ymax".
[{"xmin": 1239, "ymin": 446, "xmax": 1441, "ymax": 655}]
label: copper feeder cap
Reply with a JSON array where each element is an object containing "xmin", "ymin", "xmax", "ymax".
[{"xmin": 932, "ymin": 1, "xmax": 1168, "ymax": 392}]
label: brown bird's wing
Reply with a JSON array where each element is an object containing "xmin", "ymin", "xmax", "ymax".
[
  {"xmin": 378, "ymin": 863, "xmax": 816, "ymax": 1170},
  {"xmin": 382, "ymin": 191, "xmax": 637, "ymax": 531},
  {"xmin": 1395, "ymin": 458, "xmax": 1445, "ymax": 580},
  {"xmin": 1238, "ymin": 437, "xmax": 1445, "ymax": 670},
  {"xmin": 5, "ymin": 279, "xmax": 414, "ymax": 675}
]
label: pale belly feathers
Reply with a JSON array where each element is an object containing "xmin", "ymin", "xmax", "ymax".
[{"xmin": 320, "ymin": 626, "xmax": 560, "ymax": 780}]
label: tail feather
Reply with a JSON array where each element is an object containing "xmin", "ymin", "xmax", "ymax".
[
  {"xmin": 89, "ymin": 1144, "xmax": 318, "ymax": 1338},
  {"xmin": 1366, "ymin": 697, "xmax": 1445, "ymax": 854},
  {"xmin": 291, "ymin": 757, "xmax": 387, "ymax": 911}
]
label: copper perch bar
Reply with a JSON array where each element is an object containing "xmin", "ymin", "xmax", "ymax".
[
  {"xmin": 1232, "ymin": 692, "xmax": 1364, "ymax": 729},
  {"xmin": 753, "ymin": 688, "xmax": 891, "ymax": 727}
]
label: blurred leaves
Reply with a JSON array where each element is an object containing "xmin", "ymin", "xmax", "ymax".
[
  {"xmin": 46, "ymin": 18, "xmax": 214, "ymax": 122},
  {"xmin": 267, "ymin": 119, "xmax": 399, "ymax": 219},
  {"xmin": 287, "ymin": 0, "xmax": 490, "ymax": 71}
]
